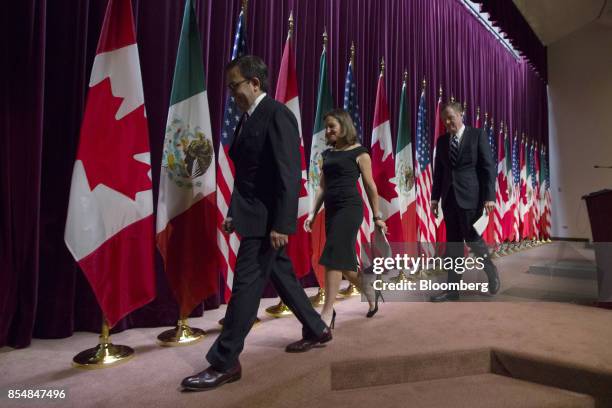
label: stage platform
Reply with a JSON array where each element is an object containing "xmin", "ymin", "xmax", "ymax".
[{"xmin": 1, "ymin": 242, "xmax": 611, "ymax": 407}]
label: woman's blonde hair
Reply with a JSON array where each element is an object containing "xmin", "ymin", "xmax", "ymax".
[{"xmin": 323, "ymin": 109, "xmax": 358, "ymax": 146}]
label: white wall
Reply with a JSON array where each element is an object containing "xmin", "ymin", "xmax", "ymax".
[{"xmin": 547, "ymin": 21, "xmax": 612, "ymax": 240}]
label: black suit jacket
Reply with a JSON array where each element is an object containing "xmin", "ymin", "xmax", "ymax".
[
  {"xmin": 431, "ymin": 126, "xmax": 495, "ymax": 210},
  {"xmin": 227, "ymin": 95, "xmax": 301, "ymax": 237}
]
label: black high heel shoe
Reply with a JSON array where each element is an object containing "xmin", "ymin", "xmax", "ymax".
[
  {"xmin": 366, "ymin": 290, "xmax": 385, "ymax": 318},
  {"xmin": 330, "ymin": 309, "xmax": 336, "ymax": 329}
]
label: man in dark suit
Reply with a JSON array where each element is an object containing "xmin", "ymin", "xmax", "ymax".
[
  {"xmin": 430, "ymin": 101, "xmax": 500, "ymax": 302},
  {"xmin": 181, "ymin": 55, "xmax": 331, "ymax": 391}
]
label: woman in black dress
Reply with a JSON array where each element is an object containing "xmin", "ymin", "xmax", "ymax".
[{"xmin": 305, "ymin": 109, "xmax": 387, "ymax": 328}]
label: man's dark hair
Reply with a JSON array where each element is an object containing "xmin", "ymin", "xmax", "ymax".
[
  {"xmin": 442, "ymin": 101, "xmax": 464, "ymax": 114},
  {"xmin": 225, "ymin": 55, "xmax": 269, "ymax": 92}
]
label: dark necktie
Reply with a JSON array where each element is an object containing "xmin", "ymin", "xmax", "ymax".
[
  {"xmin": 450, "ymin": 134, "xmax": 459, "ymax": 166},
  {"xmin": 237, "ymin": 112, "xmax": 249, "ymax": 137}
]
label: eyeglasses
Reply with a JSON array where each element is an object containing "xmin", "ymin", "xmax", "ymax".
[{"xmin": 227, "ymin": 78, "xmax": 250, "ymax": 91}]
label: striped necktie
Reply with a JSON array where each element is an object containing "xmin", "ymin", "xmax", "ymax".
[{"xmin": 450, "ymin": 134, "xmax": 459, "ymax": 165}]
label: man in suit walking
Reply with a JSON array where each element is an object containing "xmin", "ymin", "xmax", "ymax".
[
  {"xmin": 430, "ymin": 101, "xmax": 500, "ymax": 302},
  {"xmin": 181, "ymin": 56, "xmax": 331, "ymax": 391}
]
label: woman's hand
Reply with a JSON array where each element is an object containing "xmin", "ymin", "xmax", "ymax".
[
  {"xmin": 304, "ymin": 215, "xmax": 315, "ymax": 232},
  {"xmin": 375, "ymin": 219, "xmax": 388, "ymax": 234}
]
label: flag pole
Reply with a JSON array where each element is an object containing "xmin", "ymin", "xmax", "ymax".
[
  {"xmin": 308, "ymin": 26, "xmax": 330, "ymax": 308},
  {"xmin": 73, "ymin": 318, "xmax": 134, "ymax": 368},
  {"xmin": 241, "ymin": 0, "xmax": 248, "ymax": 24},
  {"xmin": 338, "ymin": 41, "xmax": 362, "ymax": 298}
]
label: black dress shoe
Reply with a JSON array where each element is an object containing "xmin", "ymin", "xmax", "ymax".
[
  {"xmin": 181, "ymin": 363, "xmax": 241, "ymax": 391},
  {"xmin": 285, "ymin": 326, "xmax": 332, "ymax": 353},
  {"xmin": 430, "ymin": 291, "xmax": 460, "ymax": 302},
  {"xmin": 485, "ymin": 264, "xmax": 501, "ymax": 295}
]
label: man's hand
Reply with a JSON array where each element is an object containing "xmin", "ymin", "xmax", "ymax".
[
  {"xmin": 430, "ymin": 200, "xmax": 439, "ymax": 218},
  {"xmin": 484, "ymin": 201, "xmax": 495, "ymax": 215},
  {"xmin": 270, "ymin": 230, "xmax": 288, "ymax": 250},
  {"xmin": 222, "ymin": 217, "xmax": 235, "ymax": 234}
]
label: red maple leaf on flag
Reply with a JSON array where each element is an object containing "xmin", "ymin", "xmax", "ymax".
[
  {"xmin": 498, "ymin": 173, "xmax": 510, "ymax": 204},
  {"xmin": 77, "ymin": 78, "xmax": 151, "ymax": 200},
  {"xmin": 371, "ymin": 144, "xmax": 397, "ymax": 202}
]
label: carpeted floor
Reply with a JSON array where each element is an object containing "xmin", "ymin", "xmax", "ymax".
[{"xmin": 1, "ymin": 242, "xmax": 611, "ymax": 407}]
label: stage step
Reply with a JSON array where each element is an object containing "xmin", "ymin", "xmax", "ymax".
[
  {"xmin": 321, "ymin": 373, "xmax": 594, "ymax": 408},
  {"xmin": 528, "ymin": 260, "xmax": 597, "ymax": 280},
  {"xmin": 329, "ymin": 347, "xmax": 612, "ymax": 406}
]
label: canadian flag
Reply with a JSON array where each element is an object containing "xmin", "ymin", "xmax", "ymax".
[
  {"xmin": 64, "ymin": 0, "xmax": 155, "ymax": 327},
  {"xmin": 432, "ymin": 94, "xmax": 447, "ymax": 247},
  {"xmin": 275, "ymin": 25, "xmax": 311, "ymax": 279},
  {"xmin": 371, "ymin": 68, "xmax": 402, "ymax": 242}
]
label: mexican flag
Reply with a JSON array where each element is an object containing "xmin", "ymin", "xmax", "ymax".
[
  {"xmin": 395, "ymin": 73, "xmax": 416, "ymax": 243},
  {"xmin": 156, "ymin": 0, "xmax": 217, "ymax": 317},
  {"xmin": 307, "ymin": 38, "xmax": 333, "ymax": 287}
]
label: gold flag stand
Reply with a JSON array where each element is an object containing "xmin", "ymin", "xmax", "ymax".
[
  {"xmin": 157, "ymin": 317, "xmax": 205, "ymax": 346},
  {"xmin": 265, "ymin": 301, "xmax": 294, "ymax": 318},
  {"xmin": 73, "ymin": 319, "xmax": 134, "ymax": 369},
  {"xmin": 391, "ymin": 270, "xmax": 410, "ymax": 283},
  {"xmin": 309, "ymin": 287, "xmax": 326, "ymax": 306},
  {"xmin": 338, "ymin": 283, "xmax": 360, "ymax": 298}
]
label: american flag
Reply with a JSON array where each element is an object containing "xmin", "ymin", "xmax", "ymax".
[
  {"xmin": 488, "ymin": 120, "xmax": 497, "ymax": 162},
  {"xmin": 520, "ymin": 136, "xmax": 530, "ymax": 239},
  {"xmin": 415, "ymin": 88, "xmax": 436, "ymax": 253},
  {"xmin": 494, "ymin": 125, "xmax": 506, "ymax": 244},
  {"xmin": 482, "ymin": 118, "xmax": 497, "ymax": 245},
  {"xmin": 531, "ymin": 142, "xmax": 540, "ymax": 238},
  {"xmin": 542, "ymin": 146, "xmax": 552, "ymax": 239},
  {"xmin": 343, "ymin": 59, "xmax": 372, "ymax": 268},
  {"xmin": 343, "ymin": 60, "xmax": 364, "ymax": 139},
  {"xmin": 511, "ymin": 132, "xmax": 521, "ymax": 241},
  {"xmin": 217, "ymin": 10, "xmax": 248, "ymax": 301}
]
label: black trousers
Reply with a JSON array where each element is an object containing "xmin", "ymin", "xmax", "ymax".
[
  {"xmin": 442, "ymin": 189, "xmax": 495, "ymax": 289},
  {"xmin": 206, "ymin": 237, "xmax": 326, "ymax": 370}
]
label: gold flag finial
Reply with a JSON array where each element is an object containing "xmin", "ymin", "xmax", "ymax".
[
  {"xmin": 241, "ymin": 0, "xmax": 248, "ymax": 14},
  {"xmin": 421, "ymin": 78, "xmax": 427, "ymax": 90},
  {"xmin": 477, "ymin": 106, "xmax": 480, "ymax": 116},
  {"xmin": 439, "ymin": 86, "xmax": 443, "ymax": 98},
  {"xmin": 463, "ymin": 101, "xmax": 467, "ymax": 112},
  {"xmin": 322, "ymin": 27, "xmax": 328, "ymax": 50},
  {"xmin": 450, "ymin": 95, "xmax": 455, "ymax": 103},
  {"xmin": 484, "ymin": 111, "xmax": 488, "ymax": 120},
  {"xmin": 403, "ymin": 70, "xmax": 408, "ymax": 84},
  {"xmin": 350, "ymin": 41, "xmax": 356, "ymax": 65},
  {"xmin": 380, "ymin": 57, "xmax": 385, "ymax": 76},
  {"xmin": 288, "ymin": 11, "xmax": 294, "ymax": 38}
]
